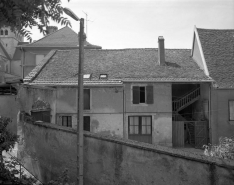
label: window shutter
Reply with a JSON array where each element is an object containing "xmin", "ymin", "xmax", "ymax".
[
  {"xmin": 132, "ymin": 86, "xmax": 140, "ymax": 104},
  {"xmin": 84, "ymin": 89, "xmax": 90, "ymax": 110},
  {"xmin": 146, "ymin": 86, "xmax": 154, "ymax": 104}
]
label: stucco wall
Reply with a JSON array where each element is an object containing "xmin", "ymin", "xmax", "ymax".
[
  {"xmin": 192, "ymin": 35, "xmax": 205, "ymax": 71},
  {"xmin": 18, "ymin": 86, "xmax": 57, "ymax": 123},
  {"xmin": 0, "ymin": 95, "xmax": 18, "ymax": 134},
  {"xmin": 124, "ymin": 82, "xmax": 172, "ymax": 146},
  {"xmin": 18, "ymin": 121, "xmax": 234, "ymax": 184},
  {"xmin": 23, "ymin": 48, "xmax": 51, "ymax": 77},
  {"xmin": 211, "ymin": 88, "xmax": 234, "ymax": 144}
]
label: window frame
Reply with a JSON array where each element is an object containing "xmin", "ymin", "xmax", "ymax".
[
  {"xmin": 229, "ymin": 100, "xmax": 234, "ymax": 121},
  {"xmin": 62, "ymin": 116, "xmax": 72, "ymax": 127},
  {"xmin": 132, "ymin": 85, "xmax": 154, "ymax": 105},
  {"xmin": 128, "ymin": 116, "xmax": 152, "ymax": 136},
  {"xmin": 84, "ymin": 88, "xmax": 91, "ymax": 110}
]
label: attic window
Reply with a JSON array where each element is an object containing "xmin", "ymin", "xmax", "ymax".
[
  {"xmin": 99, "ymin": 74, "xmax": 108, "ymax": 79},
  {"xmin": 83, "ymin": 74, "xmax": 91, "ymax": 79}
]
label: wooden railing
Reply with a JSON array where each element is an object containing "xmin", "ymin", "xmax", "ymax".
[{"xmin": 173, "ymin": 87, "xmax": 200, "ymax": 112}]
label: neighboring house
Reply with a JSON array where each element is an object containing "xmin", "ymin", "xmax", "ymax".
[
  {"xmin": 19, "ymin": 37, "xmax": 213, "ymax": 148},
  {"xmin": 18, "ymin": 26, "xmax": 102, "ymax": 79},
  {"xmin": 191, "ymin": 26, "xmax": 234, "ymax": 144},
  {"xmin": 0, "ymin": 27, "xmax": 24, "ymax": 134}
]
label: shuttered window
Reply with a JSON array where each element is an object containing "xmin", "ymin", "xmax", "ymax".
[
  {"xmin": 132, "ymin": 85, "xmax": 154, "ymax": 104},
  {"xmin": 84, "ymin": 89, "xmax": 90, "ymax": 110},
  {"xmin": 229, "ymin": 101, "xmax": 234, "ymax": 120}
]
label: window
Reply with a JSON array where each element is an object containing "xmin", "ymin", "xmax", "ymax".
[
  {"xmin": 84, "ymin": 89, "xmax": 90, "ymax": 110},
  {"xmin": 128, "ymin": 116, "xmax": 152, "ymax": 143},
  {"xmin": 99, "ymin": 74, "xmax": 108, "ymax": 79},
  {"xmin": 0, "ymin": 30, "xmax": 3, "ymax": 35},
  {"xmin": 83, "ymin": 74, "xmax": 91, "ymax": 79},
  {"xmin": 229, "ymin": 101, "xmax": 234, "ymax": 120},
  {"xmin": 84, "ymin": 116, "xmax": 90, "ymax": 131},
  {"xmin": 132, "ymin": 85, "xmax": 154, "ymax": 104},
  {"xmin": 129, "ymin": 116, "xmax": 152, "ymax": 135},
  {"xmin": 62, "ymin": 116, "xmax": 72, "ymax": 127},
  {"xmin": 5, "ymin": 30, "xmax": 8, "ymax": 35}
]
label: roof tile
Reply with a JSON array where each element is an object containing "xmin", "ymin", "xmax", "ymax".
[
  {"xmin": 197, "ymin": 28, "xmax": 234, "ymax": 88},
  {"xmin": 25, "ymin": 48, "xmax": 211, "ymax": 85}
]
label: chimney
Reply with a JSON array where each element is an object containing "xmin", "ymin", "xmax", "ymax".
[
  {"xmin": 46, "ymin": 26, "xmax": 58, "ymax": 35},
  {"xmin": 158, "ymin": 36, "xmax": 166, "ymax": 66}
]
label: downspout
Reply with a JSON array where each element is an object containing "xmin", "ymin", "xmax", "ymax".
[
  {"xmin": 123, "ymin": 85, "xmax": 125, "ymax": 139},
  {"xmin": 209, "ymin": 83, "xmax": 212, "ymax": 144},
  {"xmin": 21, "ymin": 47, "xmax": 25, "ymax": 79}
]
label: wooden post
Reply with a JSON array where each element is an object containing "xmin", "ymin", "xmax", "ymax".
[{"xmin": 77, "ymin": 18, "xmax": 84, "ymax": 185}]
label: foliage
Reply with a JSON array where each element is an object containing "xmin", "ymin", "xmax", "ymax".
[
  {"xmin": 203, "ymin": 136, "xmax": 234, "ymax": 160},
  {"xmin": 0, "ymin": 117, "xmax": 18, "ymax": 156},
  {"xmin": 0, "ymin": 0, "xmax": 71, "ymax": 42},
  {"xmin": 47, "ymin": 168, "xmax": 75, "ymax": 185}
]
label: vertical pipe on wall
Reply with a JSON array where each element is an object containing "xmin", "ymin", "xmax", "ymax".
[
  {"xmin": 123, "ymin": 85, "xmax": 125, "ymax": 138},
  {"xmin": 209, "ymin": 83, "xmax": 212, "ymax": 144}
]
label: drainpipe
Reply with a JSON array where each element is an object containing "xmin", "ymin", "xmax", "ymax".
[
  {"xmin": 21, "ymin": 47, "xmax": 25, "ymax": 79},
  {"xmin": 209, "ymin": 83, "xmax": 212, "ymax": 144},
  {"xmin": 123, "ymin": 85, "xmax": 125, "ymax": 138}
]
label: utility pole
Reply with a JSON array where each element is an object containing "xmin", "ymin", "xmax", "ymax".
[
  {"xmin": 78, "ymin": 18, "xmax": 84, "ymax": 185},
  {"xmin": 63, "ymin": 8, "xmax": 84, "ymax": 185}
]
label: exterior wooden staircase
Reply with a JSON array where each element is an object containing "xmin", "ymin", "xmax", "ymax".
[{"xmin": 172, "ymin": 87, "xmax": 200, "ymax": 112}]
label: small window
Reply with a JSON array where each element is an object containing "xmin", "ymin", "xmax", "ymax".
[
  {"xmin": 84, "ymin": 116, "xmax": 90, "ymax": 131},
  {"xmin": 99, "ymin": 74, "xmax": 108, "ymax": 79},
  {"xmin": 84, "ymin": 89, "xmax": 90, "ymax": 110},
  {"xmin": 0, "ymin": 30, "xmax": 3, "ymax": 35},
  {"xmin": 83, "ymin": 74, "xmax": 91, "ymax": 79},
  {"xmin": 5, "ymin": 30, "xmax": 8, "ymax": 35},
  {"xmin": 229, "ymin": 101, "xmax": 234, "ymax": 121},
  {"xmin": 132, "ymin": 85, "xmax": 154, "ymax": 104},
  {"xmin": 62, "ymin": 116, "xmax": 72, "ymax": 127}
]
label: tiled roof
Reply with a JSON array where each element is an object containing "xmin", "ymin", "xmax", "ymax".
[
  {"xmin": 24, "ymin": 48, "xmax": 212, "ymax": 85},
  {"xmin": 20, "ymin": 27, "xmax": 101, "ymax": 49},
  {"xmin": 197, "ymin": 28, "xmax": 234, "ymax": 88}
]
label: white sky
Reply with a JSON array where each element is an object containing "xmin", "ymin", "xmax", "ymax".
[{"xmin": 30, "ymin": 0, "xmax": 234, "ymax": 49}]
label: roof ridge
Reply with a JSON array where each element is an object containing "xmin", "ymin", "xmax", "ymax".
[
  {"xmin": 55, "ymin": 48, "xmax": 191, "ymax": 52},
  {"xmin": 24, "ymin": 50, "xmax": 57, "ymax": 83},
  {"xmin": 197, "ymin": 27, "xmax": 234, "ymax": 31}
]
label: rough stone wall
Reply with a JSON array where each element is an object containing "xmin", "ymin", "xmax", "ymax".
[{"xmin": 18, "ymin": 121, "xmax": 234, "ymax": 184}]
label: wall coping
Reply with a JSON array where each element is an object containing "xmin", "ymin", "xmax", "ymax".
[{"xmin": 25, "ymin": 121, "xmax": 234, "ymax": 169}]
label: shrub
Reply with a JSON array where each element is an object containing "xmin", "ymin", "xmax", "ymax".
[{"xmin": 203, "ymin": 136, "xmax": 234, "ymax": 160}]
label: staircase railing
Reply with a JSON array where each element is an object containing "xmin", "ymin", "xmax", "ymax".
[{"xmin": 173, "ymin": 87, "xmax": 200, "ymax": 112}]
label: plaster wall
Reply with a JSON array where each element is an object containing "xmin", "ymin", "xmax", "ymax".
[
  {"xmin": 192, "ymin": 35, "xmax": 205, "ymax": 71},
  {"xmin": 211, "ymin": 88, "xmax": 234, "ymax": 144},
  {"xmin": 124, "ymin": 82, "xmax": 172, "ymax": 146},
  {"xmin": 18, "ymin": 86, "xmax": 56, "ymax": 123},
  {"xmin": 23, "ymin": 48, "xmax": 50, "ymax": 77},
  {"xmin": 18, "ymin": 121, "xmax": 234, "ymax": 185},
  {"xmin": 11, "ymin": 60, "xmax": 21, "ymax": 76},
  {"xmin": 0, "ymin": 37, "xmax": 18, "ymax": 58},
  {"xmin": 0, "ymin": 95, "xmax": 18, "ymax": 134},
  {"xmin": 56, "ymin": 86, "xmax": 123, "ymax": 137}
]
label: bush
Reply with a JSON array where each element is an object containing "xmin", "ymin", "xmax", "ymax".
[{"xmin": 203, "ymin": 136, "xmax": 234, "ymax": 160}]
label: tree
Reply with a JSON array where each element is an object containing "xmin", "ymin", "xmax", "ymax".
[
  {"xmin": 0, "ymin": 117, "xmax": 18, "ymax": 163},
  {"xmin": 0, "ymin": 0, "xmax": 71, "ymax": 42}
]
